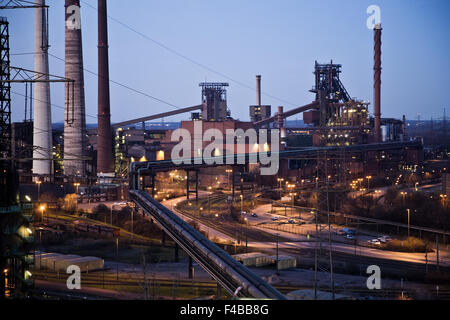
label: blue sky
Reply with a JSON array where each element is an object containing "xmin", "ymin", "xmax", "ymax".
[{"xmin": 5, "ymin": 0, "xmax": 450, "ymax": 124}]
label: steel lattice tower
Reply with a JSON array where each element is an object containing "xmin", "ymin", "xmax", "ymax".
[{"xmin": 0, "ymin": 17, "xmax": 16, "ymax": 207}]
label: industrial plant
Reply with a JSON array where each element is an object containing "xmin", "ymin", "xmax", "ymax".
[{"xmin": 0, "ymin": 0, "xmax": 449, "ymax": 304}]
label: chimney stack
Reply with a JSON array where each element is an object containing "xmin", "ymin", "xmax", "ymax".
[
  {"xmin": 402, "ymin": 115, "xmax": 406, "ymax": 135},
  {"xmin": 256, "ymin": 75, "xmax": 261, "ymax": 106},
  {"xmin": 64, "ymin": 0, "xmax": 87, "ymax": 177},
  {"xmin": 33, "ymin": 0, "xmax": 52, "ymax": 180},
  {"xmin": 373, "ymin": 23, "xmax": 382, "ymax": 142},
  {"xmin": 97, "ymin": 0, "xmax": 114, "ymax": 175}
]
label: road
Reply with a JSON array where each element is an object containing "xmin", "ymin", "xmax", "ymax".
[{"xmin": 161, "ymin": 196, "xmax": 450, "ymax": 268}]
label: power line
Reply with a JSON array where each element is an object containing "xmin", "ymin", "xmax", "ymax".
[
  {"xmin": 10, "ymin": 51, "xmax": 183, "ymax": 111},
  {"xmin": 11, "ymin": 89, "xmax": 97, "ymax": 120},
  {"xmin": 80, "ymin": 0, "xmax": 298, "ymax": 107},
  {"xmin": 47, "ymin": 52, "xmax": 182, "ymax": 110}
]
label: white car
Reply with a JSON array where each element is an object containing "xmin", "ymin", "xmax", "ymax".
[
  {"xmin": 368, "ymin": 239, "xmax": 381, "ymax": 245},
  {"xmin": 378, "ymin": 236, "xmax": 392, "ymax": 243}
]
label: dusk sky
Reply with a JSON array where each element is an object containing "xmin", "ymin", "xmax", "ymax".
[{"xmin": 5, "ymin": 0, "xmax": 450, "ymax": 124}]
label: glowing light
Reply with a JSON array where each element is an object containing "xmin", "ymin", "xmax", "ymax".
[{"xmin": 156, "ymin": 150, "xmax": 164, "ymax": 161}]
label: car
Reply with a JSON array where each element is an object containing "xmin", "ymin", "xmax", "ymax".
[
  {"xmin": 346, "ymin": 234, "xmax": 355, "ymax": 240},
  {"xmin": 377, "ymin": 236, "xmax": 392, "ymax": 243},
  {"xmin": 271, "ymin": 216, "xmax": 278, "ymax": 221},
  {"xmin": 288, "ymin": 219, "xmax": 295, "ymax": 224},
  {"xmin": 368, "ymin": 239, "xmax": 381, "ymax": 245},
  {"xmin": 341, "ymin": 228, "xmax": 356, "ymax": 235},
  {"xmin": 251, "ymin": 213, "xmax": 258, "ymax": 217}
]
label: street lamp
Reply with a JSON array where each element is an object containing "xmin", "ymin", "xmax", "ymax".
[
  {"xmin": 74, "ymin": 182, "xmax": 80, "ymax": 194},
  {"xmin": 400, "ymin": 192, "xmax": 407, "ymax": 206},
  {"xmin": 366, "ymin": 176, "xmax": 372, "ymax": 192},
  {"xmin": 275, "ymin": 233, "xmax": 279, "ymax": 275},
  {"xmin": 406, "ymin": 208, "xmax": 411, "ymax": 238},
  {"xmin": 226, "ymin": 169, "xmax": 232, "ymax": 191},
  {"xmin": 35, "ymin": 181, "xmax": 42, "ymax": 202},
  {"xmin": 39, "ymin": 205, "xmax": 45, "ymax": 223},
  {"xmin": 240, "ymin": 194, "xmax": 243, "ymax": 215},
  {"xmin": 440, "ymin": 194, "xmax": 447, "ymax": 208},
  {"xmin": 277, "ymin": 178, "xmax": 284, "ymax": 199}
]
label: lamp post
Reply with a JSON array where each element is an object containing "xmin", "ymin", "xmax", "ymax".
[
  {"xmin": 208, "ymin": 186, "xmax": 212, "ymax": 215},
  {"xmin": 39, "ymin": 205, "xmax": 45, "ymax": 223},
  {"xmin": 275, "ymin": 233, "xmax": 280, "ymax": 275},
  {"xmin": 35, "ymin": 181, "xmax": 41, "ymax": 202},
  {"xmin": 74, "ymin": 182, "xmax": 80, "ymax": 194},
  {"xmin": 277, "ymin": 178, "xmax": 284, "ymax": 199},
  {"xmin": 240, "ymin": 194, "xmax": 243, "ymax": 215},
  {"xmin": 400, "ymin": 192, "xmax": 407, "ymax": 206},
  {"xmin": 406, "ymin": 208, "xmax": 411, "ymax": 238},
  {"xmin": 110, "ymin": 204, "xmax": 114, "ymax": 226},
  {"xmin": 115, "ymin": 237, "xmax": 119, "ymax": 280},
  {"xmin": 226, "ymin": 169, "xmax": 232, "ymax": 191},
  {"xmin": 366, "ymin": 176, "xmax": 372, "ymax": 193},
  {"xmin": 440, "ymin": 194, "xmax": 447, "ymax": 208}
]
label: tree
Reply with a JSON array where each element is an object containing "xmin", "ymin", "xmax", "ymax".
[{"xmin": 63, "ymin": 194, "xmax": 77, "ymax": 213}]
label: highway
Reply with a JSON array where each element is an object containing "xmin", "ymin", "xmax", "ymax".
[{"xmin": 161, "ymin": 196, "xmax": 450, "ymax": 269}]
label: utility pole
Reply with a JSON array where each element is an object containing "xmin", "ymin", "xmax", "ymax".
[
  {"xmin": 436, "ymin": 234, "xmax": 440, "ymax": 272},
  {"xmin": 323, "ymin": 160, "xmax": 335, "ymax": 299},
  {"xmin": 142, "ymin": 253, "xmax": 148, "ymax": 300},
  {"xmin": 130, "ymin": 207, "xmax": 134, "ymax": 240},
  {"xmin": 115, "ymin": 236, "xmax": 119, "ymax": 280},
  {"xmin": 275, "ymin": 233, "xmax": 279, "ymax": 275},
  {"xmin": 314, "ymin": 209, "xmax": 318, "ymax": 300}
]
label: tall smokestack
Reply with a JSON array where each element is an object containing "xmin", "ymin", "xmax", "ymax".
[
  {"xmin": 256, "ymin": 75, "xmax": 261, "ymax": 106},
  {"xmin": 64, "ymin": 0, "xmax": 86, "ymax": 177},
  {"xmin": 97, "ymin": 0, "xmax": 114, "ymax": 175},
  {"xmin": 402, "ymin": 115, "xmax": 406, "ymax": 135},
  {"xmin": 277, "ymin": 106, "xmax": 284, "ymax": 130},
  {"xmin": 33, "ymin": 0, "xmax": 52, "ymax": 181},
  {"xmin": 373, "ymin": 23, "xmax": 382, "ymax": 142}
]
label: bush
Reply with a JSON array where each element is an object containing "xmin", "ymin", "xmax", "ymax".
[
  {"xmin": 62, "ymin": 194, "xmax": 77, "ymax": 213},
  {"xmin": 384, "ymin": 237, "xmax": 431, "ymax": 253}
]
